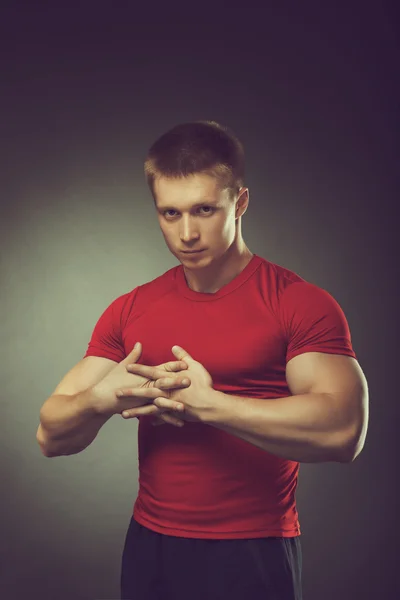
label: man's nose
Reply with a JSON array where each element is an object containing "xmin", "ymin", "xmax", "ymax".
[{"xmin": 179, "ymin": 216, "xmax": 200, "ymax": 242}]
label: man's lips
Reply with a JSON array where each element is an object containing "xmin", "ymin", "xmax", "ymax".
[{"xmin": 181, "ymin": 249, "xmax": 206, "ymax": 254}]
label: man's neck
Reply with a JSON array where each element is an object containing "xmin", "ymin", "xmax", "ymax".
[{"xmin": 183, "ymin": 246, "xmax": 254, "ymax": 294}]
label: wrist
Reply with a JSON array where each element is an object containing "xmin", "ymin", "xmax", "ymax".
[{"xmin": 202, "ymin": 389, "xmax": 227, "ymax": 424}]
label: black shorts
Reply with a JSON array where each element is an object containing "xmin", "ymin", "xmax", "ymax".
[{"xmin": 120, "ymin": 516, "xmax": 302, "ymax": 600}]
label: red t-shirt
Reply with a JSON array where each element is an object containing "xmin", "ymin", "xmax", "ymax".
[{"xmin": 83, "ymin": 254, "xmax": 356, "ymax": 539}]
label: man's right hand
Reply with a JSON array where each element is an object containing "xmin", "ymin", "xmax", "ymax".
[{"xmin": 90, "ymin": 343, "xmax": 190, "ymax": 426}]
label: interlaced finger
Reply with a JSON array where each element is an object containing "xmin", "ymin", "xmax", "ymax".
[
  {"xmin": 148, "ymin": 364, "xmax": 187, "ymax": 381},
  {"xmin": 158, "ymin": 360, "xmax": 188, "ymax": 373},
  {"xmin": 117, "ymin": 386, "xmax": 168, "ymax": 400},
  {"xmin": 127, "ymin": 362, "xmax": 188, "ymax": 382},
  {"xmin": 155, "ymin": 376, "xmax": 190, "ymax": 390},
  {"xmin": 121, "ymin": 397, "xmax": 185, "ymax": 419}
]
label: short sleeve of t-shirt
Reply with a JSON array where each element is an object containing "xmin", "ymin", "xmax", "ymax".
[
  {"xmin": 279, "ymin": 281, "xmax": 357, "ymax": 363},
  {"xmin": 83, "ymin": 294, "xmax": 131, "ymax": 363}
]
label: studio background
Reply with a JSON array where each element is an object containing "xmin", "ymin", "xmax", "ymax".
[{"xmin": 1, "ymin": 4, "xmax": 398, "ymax": 600}]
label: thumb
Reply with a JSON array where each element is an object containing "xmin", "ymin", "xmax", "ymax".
[
  {"xmin": 171, "ymin": 345, "xmax": 193, "ymax": 362},
  {"xmin": 120, "ymin": 341, "xmax": 142, "ymax": 364}
]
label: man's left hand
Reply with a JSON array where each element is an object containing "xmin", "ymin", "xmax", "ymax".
[{"xmin": 126, "ymin": 345, "xmax": 217, "ymax": 423}]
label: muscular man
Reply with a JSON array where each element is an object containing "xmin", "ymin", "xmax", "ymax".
[{"xmin": 37, "ymin": 120, "xmax": 369, "ymax": 600}]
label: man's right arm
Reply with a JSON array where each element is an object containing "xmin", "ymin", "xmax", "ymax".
[
  {"xmin": 37, "ymin": 347, "xmax": 191, "ymax": 457},
  {"xmin": 36, "ymin": 356, "xmax": 117, "ymax": 458}
]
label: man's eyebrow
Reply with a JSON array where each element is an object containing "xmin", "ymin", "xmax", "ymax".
[{"xmin": 157, "ymin": 200, "xmax": 218, "ymax": 211}]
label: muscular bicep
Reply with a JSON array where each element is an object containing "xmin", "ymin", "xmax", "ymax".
[
  {"xmin": 285, "ymin": 352, "xmax": 369, "ymax": 440},
  {"xmin": 285, "ymin": 352, "xmax": 366, "ymax": 397}
]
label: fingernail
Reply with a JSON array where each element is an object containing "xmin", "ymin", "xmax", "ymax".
[{"xmin": 182, "ymin": 378, "xmax": 190, "ymax": 385}]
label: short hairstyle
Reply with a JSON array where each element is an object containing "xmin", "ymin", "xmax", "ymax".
[{"xmin": 144, "ymin": 120, "xmax": 245, "ymax": 201}]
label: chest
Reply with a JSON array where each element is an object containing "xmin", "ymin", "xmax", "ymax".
[{"xmin": 122, "ymin": 296, "xmax": 287, "ymax": 390}]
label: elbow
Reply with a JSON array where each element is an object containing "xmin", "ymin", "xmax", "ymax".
[
  {"xmin": 37, "ymin": 436, "xmax": 56, "ymax": 458},
  {"xmin": 36, "ymin": 424, "xmax": 59, "ymax": 458},
  {"xmin": 39, "ymin": 440, "xmax": 59, "ymax": 458},
  {"xmin": 36, "ymin": 429, "xmax": 84, "ymax": 458},
  {"xmin": 336, "ymin": 404, "xmax": 369, "ymax": 464},
  {"xmin": 40, "ymin": 447, "xmax": 57, "ymax": 458},
  {"xmin": 38, "ymin": 440, "xmax": 64, "ymax": 458},
  {"xmin": 337, "ymin": 446, "xmax": 357, "ymax": 463},
  {"xmin": 341, "ymin": 382, "xmax": 369, "ymax": 463},
  {"xmin": 339, "ymin": 439, "xmax": 365, "ymax": 463},
  {"xmin": 336, "ymin": 431, "xmax": 367, "ymax": 463}
]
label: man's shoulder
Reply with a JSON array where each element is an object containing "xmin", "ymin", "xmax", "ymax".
[
  {"xmin": 256, "ymin": 255, "xmax": 307, "ymax": 297},
  {"xmin": 115, "ymin": 264, "xmax": 179, "ymax": 299},
  {"xmin": 135, "ymin": 264, "xmax": 179, "ymax": 297},
  {"xmin": 255, "ymin": 256, "xmax": 340, "ymax": 316},
  {"xmin": 97, "ymin": 265, "xmax": 178, "ymax": 330}
]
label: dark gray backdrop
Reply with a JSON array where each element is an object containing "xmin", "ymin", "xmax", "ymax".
[{"xmin": 1, "ymin": 3, "xmax": 398, "ymax": 600}]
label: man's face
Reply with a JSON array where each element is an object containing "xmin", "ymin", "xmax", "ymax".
[{"xmin": 153, "ymin": 174, "xmax": 240, "ymax": 267}]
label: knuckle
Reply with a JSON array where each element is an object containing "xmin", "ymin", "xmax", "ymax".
[
  {"xmin": 170, "ymin": 361, "xmax": 181, "ymax": 372},
  {"xmin": 156, "ymin": 381, "xmax": 166, "ymax": 390}
]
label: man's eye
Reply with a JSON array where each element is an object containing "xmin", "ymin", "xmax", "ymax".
[{"xmin": 163, "ymin": 207, "xmax": 214, "ymax": 218}]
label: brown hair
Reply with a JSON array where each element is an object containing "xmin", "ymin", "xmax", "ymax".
[{"xmin": 144, "ymin": 120, "xmax": 245, "ymax": 201}]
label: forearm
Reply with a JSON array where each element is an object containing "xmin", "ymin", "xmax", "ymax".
[
  {"xmin": 206, "ymin": 391, "xmax": 352, "ymax": 463},
  {"xmin": 37, "ymin": 388, "xmax": 112, "ymax": 457}
]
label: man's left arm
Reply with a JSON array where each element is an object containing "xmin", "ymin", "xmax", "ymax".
[{"xmin": 204, "ymin": 352, "xmax": 369, "ymax": 464}]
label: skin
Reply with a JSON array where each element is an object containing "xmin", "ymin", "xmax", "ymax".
[
  {"xmin": 153, "ymin": 173, "xmax": 254, "ymax": 294},
  {"xmin": 122, "ymin": 173, "xmax": 256, "ymax": 426}
]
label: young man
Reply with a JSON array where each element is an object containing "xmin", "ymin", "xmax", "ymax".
[{"xmin": 37, "ymin": 121, "xmax": 369, "ymax": 600}]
